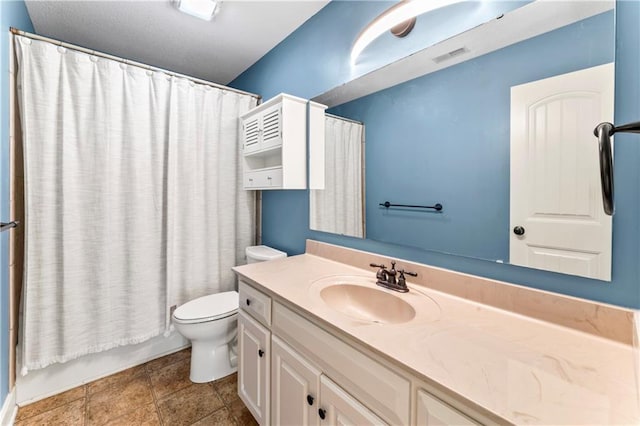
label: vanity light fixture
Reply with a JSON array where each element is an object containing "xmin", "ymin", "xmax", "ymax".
[
  {"xmin": 351, "ymin": 0, "xmax": 463, "ymax": 65},
  {"xmin": 175, "ymin": 0, "xmax": 220, "ymax": 21}
]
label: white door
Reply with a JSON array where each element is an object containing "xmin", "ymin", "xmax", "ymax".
[
  {"xmin": 319, "ymin": 375, "xmax": 386, "ymax": 425},
  {"xmin": 238, "ymin": 310, "xmax": 270, "ymax": 425},
  {"xmin": 271, "ymin": 335, "xmax": 321, "ymax": 426},
  {"xmin": 510, "ymin": 63, "xmax": 614, "ymax": 281}
]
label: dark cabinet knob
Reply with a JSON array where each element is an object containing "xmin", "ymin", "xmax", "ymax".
[
  {"xmin": 307, "ymin": 395, "xmax": 314, "ymax": 406},
  {"xmin": 318, "ymin": 408, "xmax": 326, "ymax": 420},
  {"xmin": 246, "ymin": 298, "xmax": 251, "ymax": 306},
  {"xmin": 513, "ymin": 226, "xmax": 525, "ymax": 236},
  {"xmin": 258, "ymin": 349, "xmax": 264, "ymax": 358}
]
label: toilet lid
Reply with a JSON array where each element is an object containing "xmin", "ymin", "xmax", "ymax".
[{"xmin": 173, "ymin": 291, "xmax": 239, "ymax": 322}]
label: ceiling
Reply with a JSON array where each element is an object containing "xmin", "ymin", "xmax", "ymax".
[{"xmin": 25, "ymin": 0, "xmax": 329, "ymax": 85}]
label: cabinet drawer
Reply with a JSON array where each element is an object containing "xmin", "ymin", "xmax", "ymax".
[
  {"xmin": 272, "ymin": 302, "xmax": 410, "ymax": 425},
  {"xmin": 244, "ymin": 168, "xmax": 283, "ymax": 190},
  {"xmin": 239, "ymin": 281, "xmax": 272, "ymax": 326}
]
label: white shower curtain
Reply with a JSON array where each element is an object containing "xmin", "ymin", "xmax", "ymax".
[
  {"xmin": 15, "ymin": 35, "xmax": 255, "ymax": 373},
  {"xmin": 310, "ymin": 115, "xmax": 364, "ymax": 238},
  {"xmin": 166, "ymin": 80, "xmax": 256, "ymax": 322}
]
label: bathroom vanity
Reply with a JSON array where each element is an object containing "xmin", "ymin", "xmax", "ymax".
[{"xmin": 232, "ymin": 241, "xmax": 639, "ymax": 425}]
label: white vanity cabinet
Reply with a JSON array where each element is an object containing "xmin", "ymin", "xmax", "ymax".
[
  {"xmin": 271, "ymin": 335, "xmax": 321, "ymax": 426},
  {"xmin": 271, "ymin": 335, "xmax": 384, "ymax": 426},
  {"xmin": 241, "ymin": 93, "xmax": 308, "ymax": 190},
  {"xmin": 415, "ymin": 389, "xmax": 480, "ymax": 426},
  {"xmin": 319, "ymin": 375, "xmax": 386, "ymax": 425},
  {"xmin": 237, "ymin": 279, "xmax": 488, "ymax": 426},
  {"xmin": 238, "ymin": 310, "xmax": 270, "ymax": 425}
]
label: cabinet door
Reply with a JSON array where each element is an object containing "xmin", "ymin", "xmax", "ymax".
[
  {"xmin": 415, "ymin": 389, "xmax": 479, "ymax": 426},
  {"xmin": 271, "ymin": 335, "xmax": 321, "ymax": 426},
  {"xmin": 238, "ymin": 310, "xmax": 270, "ymax": 425},
  {"xmin": 243, "ymin": 115, "xmax": 261, "ymax": 154},
  {"xmin": 260, "ymin": 104, "xmax": 282, "ymax": 151},
  {"xmin": 319, "ymin": 375, "xmax": 386, "ymax": 426}
]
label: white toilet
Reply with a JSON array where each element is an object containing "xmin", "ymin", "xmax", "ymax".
[{"xmin": 172, "ymin": 245, "xmax": 286, "ymax": 383}]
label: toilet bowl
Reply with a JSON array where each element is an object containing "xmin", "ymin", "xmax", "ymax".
[
  {"xmin": 173, "ymin": 245, "xmax": 287, "ymax": 383},
  {"xmin": 172, "ymin": 291, "xmax": 239, "ymax": 383}
]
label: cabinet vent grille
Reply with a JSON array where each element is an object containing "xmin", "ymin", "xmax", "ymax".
[
  {"xmin": 263, "ymin": 109, "xmax": 281, "ymax": 141},
  {"xmin": 244, "ymin": 119, "xmax": 260, "ymax": 146}
]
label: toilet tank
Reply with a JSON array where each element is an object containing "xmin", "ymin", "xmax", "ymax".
[{"xmin": 245, "ymin": 245, "xmax": 287, "ymax": 264}]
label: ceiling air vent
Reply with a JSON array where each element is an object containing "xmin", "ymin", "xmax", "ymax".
[{"xmin": 432, "ymin": 47, "xmax": 469, "ymax": 64}]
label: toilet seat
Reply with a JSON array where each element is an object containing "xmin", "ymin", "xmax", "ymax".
[{"xmin": 173, "ymin": 291, "xmax": 239, "ymax": 324}]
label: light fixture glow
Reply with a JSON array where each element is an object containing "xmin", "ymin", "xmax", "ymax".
[
  {"xmin": 177, "ymin": 0, "xmax": 219, "ymax": 21},
  {"xmin": 351, "ymin": 0, "xmax": 464, "ymax": 65}
]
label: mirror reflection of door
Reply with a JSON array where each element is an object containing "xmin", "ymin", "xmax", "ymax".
[
  {"xmin": 310, "ymin": 115, "xmax": 365, "ymax": 238},
  {"xmin": 510, "ymin": 63, "xmax": 614, "ymax": 280}
]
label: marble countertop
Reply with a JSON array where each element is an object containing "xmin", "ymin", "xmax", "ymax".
[{"xmin": 233, "ymin": 253, "xmax": 640, "ymax": 425}]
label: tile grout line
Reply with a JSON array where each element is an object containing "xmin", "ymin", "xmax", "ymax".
[
  {"xmin": 211, "ymin": 380, "xmax": 241, "ymax": 426},
  {"xmin": 143, "ymin": 350, "xmax": 194, "ymax": 425},
  {"xmin": 95, "ymin": 366, "xmax": 163, "ymax": 426},
  {"xmin": 145, "ymin": 363, "xmax": 165, "ymax": 426},
  {"xmin": 187, "ymin": 406, "xmax": 229, "ymax": 426},
  {"xmin": 15, "ymin": 350, "xmax": 243, "ymax": 426},
  {"xmin": 83, "ymin": 385, "xmax": 88, "ymax": 426},
  {"xmin": 14, "ymin": 390, "xmax": 87, "ymax": 424},
  {"xmin": 183, "ymin": 383, "xmax": 235, "ymax": 426}
]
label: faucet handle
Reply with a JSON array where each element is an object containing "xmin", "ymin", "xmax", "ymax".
[
  {"xmin": 369, "ymin": 263, "xmax": 386, "ymax": 269},
  {"xmin": 370, "ymin": 263, "xmax": 388, "ymax": 282},
  {"xmin": 397, "ymin": 269, "xmax": 417, "ymax": 288}
]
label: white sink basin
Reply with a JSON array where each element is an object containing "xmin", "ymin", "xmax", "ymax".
[
  {"xmin": 320, "ymin": 283, "xmax": 416, "ymax": 324},
  {"xmin": 307, "ymin": 274, "xmax": 446, "ymax": 325}
]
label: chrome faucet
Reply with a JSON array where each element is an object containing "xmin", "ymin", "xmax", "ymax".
[{"xmin": 369, "ymin": 261, "xmax": 417, "ymax": 293}]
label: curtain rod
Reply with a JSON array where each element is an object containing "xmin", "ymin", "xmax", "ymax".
[
  {"xmin": 10, "ymin": 27, "xmax": 261, "ymax": 101},
  {"xmin": 325, "ymin": 113, "xmax": 363, "ymax": 125}
]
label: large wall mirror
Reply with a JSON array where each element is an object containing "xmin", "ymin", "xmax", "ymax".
[
  {"xmin": 310, "ymin": 114, "xmax": 366, "ymax": 238},
  {"xmin": 310, "ymin": 1, "xmax": 615, "ymax": 281}
]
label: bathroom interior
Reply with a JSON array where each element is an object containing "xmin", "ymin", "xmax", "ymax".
[{"xmin": 1, "ymin": 0, "xmax": 639, "ymax": 425}]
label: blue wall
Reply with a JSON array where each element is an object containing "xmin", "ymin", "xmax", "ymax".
[
  {"xmin": 231, "ymin": 1, "xmax": 640, "ymax": 309},
  {"xmin": 328, "ymin": 11, "xmax": 612, "ymax": 262},
  {"xmin": 0, "ymin": 0, "xmax": 33, "ymax": 406}
]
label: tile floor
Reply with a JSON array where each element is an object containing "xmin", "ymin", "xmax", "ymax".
[{"xmin": 15, "ymin": 348, "xmax": 258, "ymax": 426}]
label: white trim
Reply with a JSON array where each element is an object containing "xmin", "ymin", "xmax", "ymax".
[
  {"xmin": 16, "ymin": 333, "xmax": 188, "ymax": 405},
  {"xmin": 0, "ymin": 388, "xmax": 17, "ymax": 426}
]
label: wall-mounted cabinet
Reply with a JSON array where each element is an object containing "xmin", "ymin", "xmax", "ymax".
[
  {"xmin": 241, "ymin": 93, "xmax": 323, "ymax": 190},
  {"xmin": 308, "ymin": 101, "xmax": 328, "ymax": 190}
]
